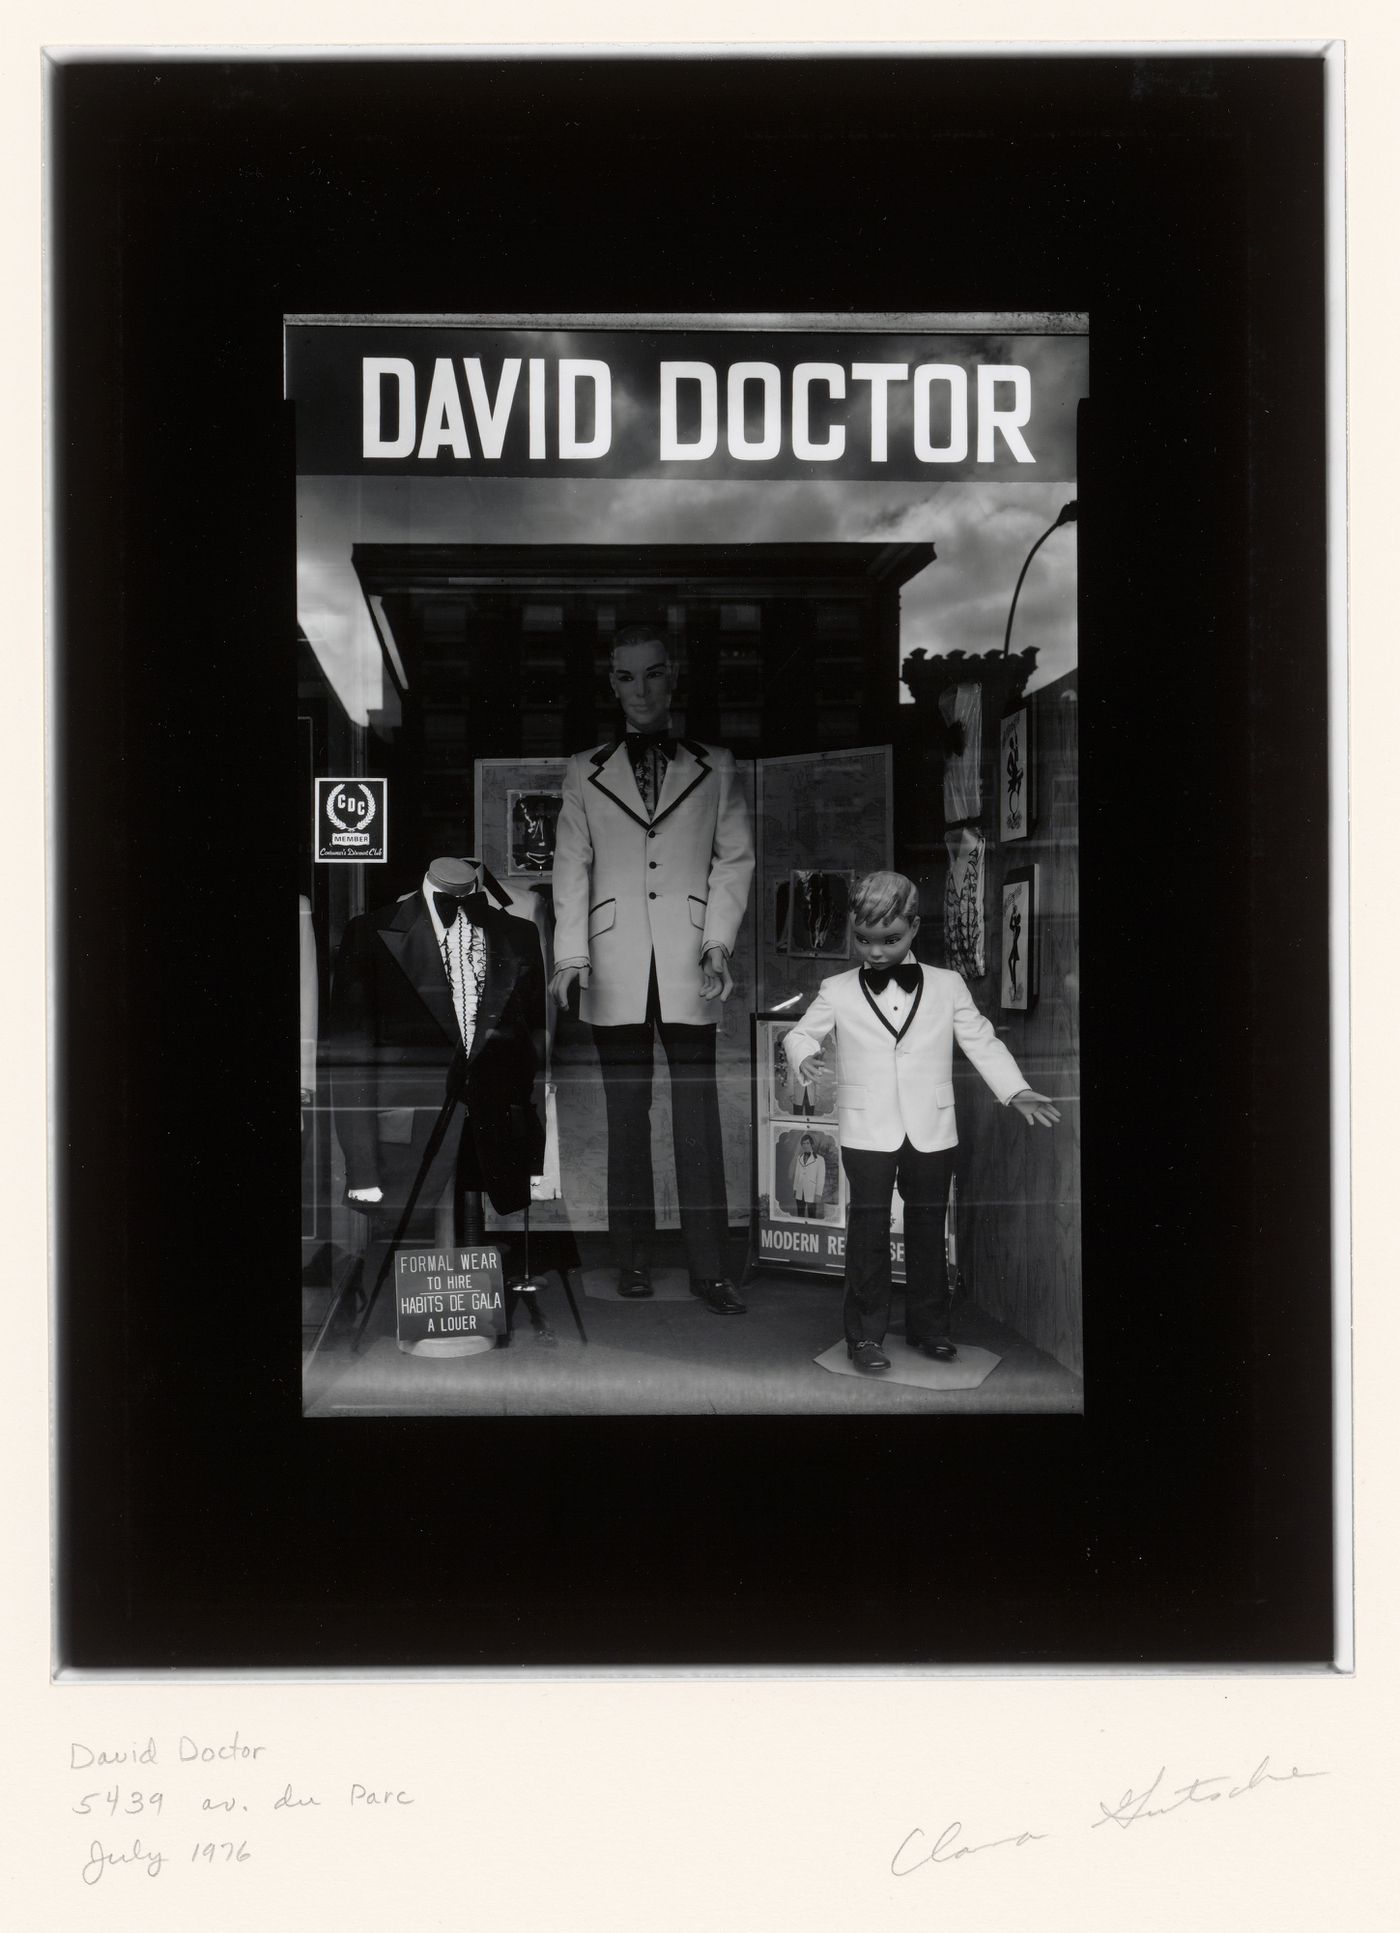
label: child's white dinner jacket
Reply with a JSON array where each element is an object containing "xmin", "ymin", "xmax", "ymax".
[{"xmin": 783, "ymin": 964, "xmax": 1026, "ymax": 1152}]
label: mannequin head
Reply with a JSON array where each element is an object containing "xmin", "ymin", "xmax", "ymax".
[
  {"xmin": 609, "ymin": 624, "xmax": 675, "ymax": 732},
  {"xmin": 426, "ymin": 856, "xmax": 483, "ymax": 896},
  {"xmin": 850, "ymin": 869, "xmax": 921, "ymax": 968}
]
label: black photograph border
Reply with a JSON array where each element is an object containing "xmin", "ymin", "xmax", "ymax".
[{"xmin": 50, "ymin": 51, "xmax": 1333, "ymax": 1669}]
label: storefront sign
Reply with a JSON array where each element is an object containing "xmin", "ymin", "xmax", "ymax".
[
  {"xmin": 393, "ymin": 1245, "xmax": 508, "ymax": 1345},
  {"xmin": 315, "ymin": 777, "xmax": 388, "ymax": 863},
  {"xmin": 286, "ymin": 320, "xmax": 1084, "ymax": 483}
]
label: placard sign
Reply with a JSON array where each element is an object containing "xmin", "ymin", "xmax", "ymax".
[
  {"xmin": 750, "ymin": 1012, "xmax": 908, "ymax": 1286},
  {"xmin": 393, "ymin": 1245, "xmax": 507, "ymax": 1345},
  {"xmin": 757, "ymin": 1221, "xmax": 908, "ymax": 1282},
  {"xmin": 315, "ymin": 776, "xmax": 388, "ymax": 863}
]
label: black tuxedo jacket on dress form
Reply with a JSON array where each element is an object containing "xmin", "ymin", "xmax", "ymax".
[{"xmin": 326, "ymin": 892, "xmax": 546, "ymax": 1218}]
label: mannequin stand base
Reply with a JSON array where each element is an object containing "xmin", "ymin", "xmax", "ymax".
[{"xmin": 397, "ymin": 1334, "xmax": 496, "ymax": 1359}]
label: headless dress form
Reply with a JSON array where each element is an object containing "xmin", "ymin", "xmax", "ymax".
[{"xmin": 400, "ymin": 856, "xmax": 495, "ymax": 1358}]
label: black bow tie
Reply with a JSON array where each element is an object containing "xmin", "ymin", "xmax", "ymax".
[
  {"xmin": 861, "ymin": 961, "xmax": 920, "ymax": 996},
  {"xmin": 625, "ymin": 730, "xmax": 677, "ymax": 764},
  {"xmin": 434, "ymin": 890, "xmax": 491, "ymax": 928}
]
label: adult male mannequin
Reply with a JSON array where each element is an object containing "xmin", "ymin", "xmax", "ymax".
[{"xmin": 550, "ymin": 625, "xmax": 756, "ymax": 1311}]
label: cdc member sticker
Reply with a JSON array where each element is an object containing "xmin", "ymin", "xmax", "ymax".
[{"xmin": 315, "ymin": 776, "xmax": 388, "ymax": 863}]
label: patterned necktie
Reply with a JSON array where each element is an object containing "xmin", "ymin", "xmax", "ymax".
[{"xmin": 626, "ymin": 731, "xmax": 675, "ymax": 816}]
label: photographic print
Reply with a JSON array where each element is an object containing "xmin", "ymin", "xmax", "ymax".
[
  {"xmin": 764, "ymin": 1122, "xmax": 844, "ymax": 1227},
  {"xmin": 1000, "ymin": 704, "xmax": 1033, "ymax": 841},
  {"xmin": 288, "ymin": 312, "xmax": 1085, "ymax": 1417},
  {"xmin": 764, "ymin": 1016, "xmax": 839, "ymax": 1121},
  {"xmin": 473, "ymin": 757, "xmax": 568, "ymax": 888},
  {"xmin": 49, "ymin": 55, "xmax": 1340, "ymax": 1691},
  {"xmin": 1001, "ymin": 865, "xmax": 1038, "ymax": 1011},
  {"xmin": 788, "ymin": 868, "xmax": 854, "ymax": 958},
  {"xmin": 773, "ymin": 877, "xmax": 790, "ymax": 954},
  {"xmin": 507, "ymin": 789, "xmax": 563, "ymax": 877}
]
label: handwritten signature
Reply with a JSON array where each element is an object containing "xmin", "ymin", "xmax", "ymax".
[
  {"xmin": 892, "ymin": 1756, "xmax": 1326, "ymax": 1875},
  {"xmin": 1091, "ymin": 1757, "xmax": 1327, "ymax": 1830},
  {"xmin": 893, "ymin": 1821, "xmax": 1048, "ymax": 1873}
]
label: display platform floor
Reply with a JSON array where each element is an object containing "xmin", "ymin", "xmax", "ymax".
[{"xmin": 303, "ymin": 1237, "xmax": 1082, "ymax": 1417}]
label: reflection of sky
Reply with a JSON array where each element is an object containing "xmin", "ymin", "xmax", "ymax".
[
  {"xmin": 548, "ymin": 327, "xmax": 1084, "ymax": 482},
  {"xmin": 299, "ymin": 474, "xmax": 1077, "ymax": 724}
]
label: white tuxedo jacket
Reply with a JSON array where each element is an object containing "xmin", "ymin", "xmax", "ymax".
[
  {"xmin": 783, "ymin": 964, "xmax": 1027, "ymax": 1152},
  {"xmin": 552, "ymin": 735, "xmax": 755, "ymax": 1027}
]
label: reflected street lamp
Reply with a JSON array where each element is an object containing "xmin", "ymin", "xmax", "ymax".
[{"xmin": 1001, "ymin": 500, "xmax": 1078, "ymax": 658}]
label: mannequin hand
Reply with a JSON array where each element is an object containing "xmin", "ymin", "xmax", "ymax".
[
  {"xmin": 549, "ymin": 965, "xmax": 582, "ymax": 1012},
  {"xmin": 348, "ymin": 1185, "xmax": 384, "ymax": 1204},
  {"xmin": 1009, "ymin": 1089, "xmax": 1061, "ymax": 1127},
  {"xmin": 700, "ymin": 947, "xmax": 734, "ymax": 1001}
]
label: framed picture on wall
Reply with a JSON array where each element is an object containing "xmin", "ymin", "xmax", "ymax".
[
  {"xmin": 762, "ymin": 1016, "xmax": 839, "ymax": 1121},
  {"xmin": 506, "ymin": 788, "xmax": 563, "ymax": 879},
  {"xmin": 940, "ymin": 680, "xmax": 984, "ymax": 823},
  {"xmin": 1001, "ymin": 864, "xmax": 1038, "ymax": 1012},
  {"xmin": 788, "ymin": 868, "xmax": 854, "ymax": 958},
  {"xmin": 764, "ymin": 1120, "xmax": 845, "ymax": 1228},
  {"xmin": 999, "ymin": 704, "xmax": 1034, "ymax": 842},
  {"xmin": 474, "ymin": 758, "xmax": 570, "ymax": 886}
]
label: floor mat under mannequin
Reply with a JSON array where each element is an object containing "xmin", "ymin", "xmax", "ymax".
[{"xmin": 814, "ymin": 1338, "xmax": 1001, "ymax": 1390}]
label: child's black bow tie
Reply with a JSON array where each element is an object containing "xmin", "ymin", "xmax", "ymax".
[{"xmin": 861, "ymin": 961, "xmax": 920, "ymax": 995}]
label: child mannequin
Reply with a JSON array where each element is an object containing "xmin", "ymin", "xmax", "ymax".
[{"xmin": 783, "ymin": 869, "xmax": 1059, "ymax": 1371}]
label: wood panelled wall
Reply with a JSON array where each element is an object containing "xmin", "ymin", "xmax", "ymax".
[{"xmin": 956, "ymin": 670, "xmax": 1081, "ymax": 1376}]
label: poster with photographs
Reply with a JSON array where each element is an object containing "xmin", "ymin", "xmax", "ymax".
[
  {"xmin": 757, "ymin": 747, "xmax": 892, "ymax": 1010},
  {"xmin": 750, "ymin": 1011, "xmax": 907, "ymax": 1286},
  {"xmin": 289, "ymin": 314, "xmax": 1082, "ymax": 1413},
  {"xmin": 999, "ymin": 705, "xmax": 1033, "ymax": 842},
  {"xmin": 1001, "ymin": 865, "xmax": 1038, "ymax": 1012}
]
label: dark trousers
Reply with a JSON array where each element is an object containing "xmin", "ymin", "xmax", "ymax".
[
  {"xmin": 840, "ymin": 1139, "xmax": 955, "ymax": 1347},
  {"xmin": 591, "ymin": 958, "xmax": 728, "ymax": 1281}
]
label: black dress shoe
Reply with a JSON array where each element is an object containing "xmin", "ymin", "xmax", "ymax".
[
  {"xmin": 846, "ymin": 1339, "xmax": 891, "ymax": 1371},
  {"xmin": 617, "ymin": 1267, "xmax": 654, "ymax": 1299},
  {"xmin": 691, "ymin": 1277, "xmax": 747, "ymax": 1314},
  {"xmin": 908, "ymin": 1337, "xmax": 958, "ymax": 1362}
]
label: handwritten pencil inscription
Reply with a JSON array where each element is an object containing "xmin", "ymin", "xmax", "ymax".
[{"xmin": 65, "ymin": 1731, "xmax": 416, "ymax": 1885}]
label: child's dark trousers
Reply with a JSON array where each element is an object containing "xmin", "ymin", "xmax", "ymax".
[{"xmin": 840, "ymin": 1139, "xmax": 955, "ymax": 1347}]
